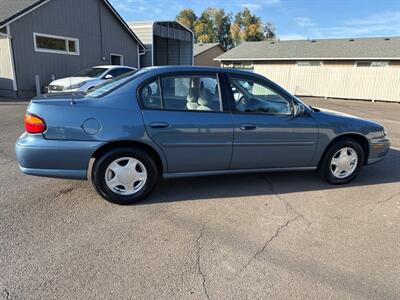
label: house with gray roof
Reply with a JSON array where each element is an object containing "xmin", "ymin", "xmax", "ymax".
[
  {"xmin": 0, "ymin": 0, "xmax": 145, "ymax": 98},
  {"xmin": 216, "ymin": 37, "xmax": 400, "ymax": 69},
  {"xmin": 215, "ymin": 37, "xmax": 400, "ymax": 102},
  {"xmin": 194, "ymin": 43, "xmax": 226, "ymax": 67}
]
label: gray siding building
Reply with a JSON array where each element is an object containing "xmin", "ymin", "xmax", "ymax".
[
  {"xmin": 129, "ymin": 21, "xmax": 194, "ymax": 68},
  {"xmin": 0, "ymin": 0, "xmax": 145, "ymax": 98}
]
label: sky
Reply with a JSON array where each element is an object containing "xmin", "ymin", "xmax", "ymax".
[{"xmin": 109, "ymin": 0, "xmax": 400, "ymax": 40}]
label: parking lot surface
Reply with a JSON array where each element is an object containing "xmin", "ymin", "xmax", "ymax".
[{"xmin": 0, "ymin": 98, "xmax": 399, "ymax": 299}]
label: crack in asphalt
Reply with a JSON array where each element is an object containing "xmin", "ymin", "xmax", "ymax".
[
  {"xmin": 375, "ymin": 191, "xmax": 400, "ymax": 205},
  {"xmin": 240, "ymin": 216, "xmax": 301, "ymax": 272},
  {"xmin": 196, "ymin": 225, "xmax": 210, "ymax": 300},
  {"xmin": 3, "ymin": 288, "xmax": 11, "ymax": 300},
  {"xmin": 58, "ymin": 187, "xmax": 75, "ymax": 195},
  {"xmin": 265, "ymin": 178, "xmax": 313, "ymax": 230}
]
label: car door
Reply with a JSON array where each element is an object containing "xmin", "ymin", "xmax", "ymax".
[
  {"xmin": 140, "ymin": 72, "xmax": 233, "ymax": 173},
  {"xmin": 225, "ymin": 74, "xmax": 318, "ymax": 169}
]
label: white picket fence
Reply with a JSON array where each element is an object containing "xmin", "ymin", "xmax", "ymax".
[{"xmin": 254, "ymin": 65, "xmax": 400, "ymax": 102}]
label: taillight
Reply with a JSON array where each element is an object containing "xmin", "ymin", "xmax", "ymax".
[{"xmin": 24, "ymin": 113, "xmax": 47, "ymax": 134}]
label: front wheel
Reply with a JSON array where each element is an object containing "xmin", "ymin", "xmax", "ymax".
[
  {"xmin": 92, "ymin": 148, "xmax": 159, "ymax": 204},
  {"xmin": 319, "ymin": 139, "xmax": 364, "ymax": 184}
]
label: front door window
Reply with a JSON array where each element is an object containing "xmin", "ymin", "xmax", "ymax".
[{"xmin": 229, "ymin": 77, "xmax": 293, "ymax": 115}]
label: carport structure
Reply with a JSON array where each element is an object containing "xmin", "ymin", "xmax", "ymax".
[{"xmin": 129, "ymin": 21, "xmax": 194, "ymax": 68}]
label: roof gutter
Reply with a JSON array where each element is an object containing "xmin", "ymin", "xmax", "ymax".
[{"xmin": 215, "ymin": 57, "xmax": 400, "ymax": 61}]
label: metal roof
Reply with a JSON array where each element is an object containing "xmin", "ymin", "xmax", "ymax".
[
  {"xmin": 215, "ymin": 37, "xmax": 400, "ymax": 61},
  {"xmin": 194, "ymin": 43, "xmax": 225, "ymax": 56},
  {"xmin": 128, "ymin": 20, "xmax": 193, "ymax": 42}
]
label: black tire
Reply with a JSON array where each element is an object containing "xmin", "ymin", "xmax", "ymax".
[
  {"xmin": 318, "ymin": 138, "xmax": 364, "ymax": 184},
  {"xmin": 92, "ymin": 147, "xmax": 159, "ymax": 205}
]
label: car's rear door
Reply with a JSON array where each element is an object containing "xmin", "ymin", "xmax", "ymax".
[
  {"xmin": 225, "ymin": 73, "xmax": 318, "ymax": 169},
  {"xmin": 140, "ymin": 71, "xmax": 233, "ymax": 173}
]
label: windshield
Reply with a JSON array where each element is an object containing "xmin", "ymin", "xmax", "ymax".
[
  {"xmin": 86, "ymin": 69, "xmax": 148, "ymax": 98},
  {"xmin": 74, "ymin": 67, "xmax": 106, "ymax": 78}
]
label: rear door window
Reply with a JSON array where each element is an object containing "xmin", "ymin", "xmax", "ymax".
[
  {"xmin": 160, "ymin": 75, "xmax": 222, "ymax": 112},
  {"xmin": 140, "ymin": 79, "xmax": 162, "ymax": 109}
]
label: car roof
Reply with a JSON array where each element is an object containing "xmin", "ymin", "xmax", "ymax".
[
  {"xmin": 92, "ymin": 65, "xmax": 136, "ymax": 70},
  {"xmin": 142, "ymin": 65, "xmax": 260, "ymax": 78}
]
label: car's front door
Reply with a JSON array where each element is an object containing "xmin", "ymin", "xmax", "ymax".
[
  {"xmin": 226, "ymin": 74, "xmax": 318, "ymax": 169},
  {"xmin": 140, "ymin": 73, "xmax": 233, "ymax": 173}
]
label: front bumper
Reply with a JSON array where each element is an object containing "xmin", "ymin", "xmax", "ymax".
[
  {"xmin": 367, "ymin": 137, "xmax": 391, "ymax": 165},
  {"xmin": 15, "ymin": 133, "xmax": 103, "ymax": 180}
]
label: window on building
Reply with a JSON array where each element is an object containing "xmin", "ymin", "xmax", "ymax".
[
  {"xmin": 34, "ymin": 33, "xmax": 79, "ymax": 55},
  {"xmin": 356, "ymin": 61, "xmax": 389, "ymax": 67},
  {"xmin": 296, "ymin": 61, "xmax": 323, "ymax": 66},
  {"xmin": 232, "ymin": 62, "xmax": 254, "ymax": 71}
]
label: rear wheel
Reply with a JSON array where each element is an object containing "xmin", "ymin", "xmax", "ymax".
[
  {"xmin": 92, "ymin": 148, "xmax": 159, "ymax": 204},
  {"xmin": 319, "ymin": 138, "xmax": 364, "ymax": 184}
]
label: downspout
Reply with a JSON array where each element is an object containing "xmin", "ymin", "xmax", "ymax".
[{"xmin": 151, "ymin": 22, "xmax": 155, "ymax": 66}]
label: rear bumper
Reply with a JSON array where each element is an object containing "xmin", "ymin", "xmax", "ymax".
[
  {"xmin": 367, "ymin": 137, "xmax": 390, "ymax": 165},
  {"xmin": 15, "ymin": 133, "xmax": 103, "ymax": 180}
]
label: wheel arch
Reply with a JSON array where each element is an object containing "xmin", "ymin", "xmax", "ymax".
[
  {"xmin": 90, "ymin": 140, "xmax": 166, "ymax": 175},
  {"xmin": 318, "ymin": 133, "xmax": 369, "ymax": 167}
]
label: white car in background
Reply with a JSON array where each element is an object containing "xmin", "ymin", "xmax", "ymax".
[{"xmin": 47, "ymin": 65, "xmax": 136, "ymax": 93}]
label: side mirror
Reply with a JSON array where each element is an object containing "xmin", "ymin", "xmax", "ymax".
[
  {"xmin": 104, "ymin": 74, "xmax": 113, "ymax": 80},
  {"xmin": 294, "ymin": 103, "xmax": 306, "ymax": 116}
]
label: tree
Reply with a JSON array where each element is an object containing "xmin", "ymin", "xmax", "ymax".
[
  {"xmin": 209, "ymin": 8, "xmax": 232, "ymax": 49},
  {"xmin": 193, "ymin": 9, "xmax": 216, "ymax": 44},
  {"xmin": 230, "ymin": 7, "xmax": 276, "ymax": 45},
  {"xmin": 192, "ymin": 8, "xmax": 232, "ymax": 49},
  {"xmin": 264, "ymin": 22, "xmax": 276, "ymax": 40},
  {"xmin": 176, "ymin": 8, "xmax": 197, "ymax": 32},
  {"xmin": 176, "ymin": 7, "xmax": 276, "ymax": 48}
]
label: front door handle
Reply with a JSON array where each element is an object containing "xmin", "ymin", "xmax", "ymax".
[
  {"xmin": 150, "ymin": 122, "xmax": 170, "ymax": 129},
  {"xmin": 240, "ymin": 123, "xmax": 257, "ymax": 130}
]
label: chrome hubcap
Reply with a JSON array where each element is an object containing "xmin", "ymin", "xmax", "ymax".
[
  {"xmin": 330, "ymin": 147, "xmax": 358, "ymax": 179},
  {"xmin": 105, "ymin": 157, "xmax": 147, "ymax": 195}
]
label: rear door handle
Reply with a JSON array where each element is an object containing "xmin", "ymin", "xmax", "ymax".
[
  {"xmin": 150, "ymin": 122, "xmax": 170, "ymax": 129},
  {"xmin": 240, "ymin": 123, "xmax": 257, "ymax": 130}
]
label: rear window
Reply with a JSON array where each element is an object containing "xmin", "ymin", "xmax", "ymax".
[{"xmin": 86, "ymin": 69, "xmax": 147, "ymax": 98}]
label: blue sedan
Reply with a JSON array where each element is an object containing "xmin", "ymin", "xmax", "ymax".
[{"xmin": 16, "ymin": 66, "xmax": 390, "ymax": 204}]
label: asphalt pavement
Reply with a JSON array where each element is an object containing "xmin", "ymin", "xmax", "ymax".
[{"xmin": 0, "ymin": 98, "xmax": 399, "ymax": 299}]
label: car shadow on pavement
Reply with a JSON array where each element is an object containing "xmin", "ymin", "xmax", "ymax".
[{"xmin": 143, "ymin": 148, "xmax": 400, "ymax": 204}]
